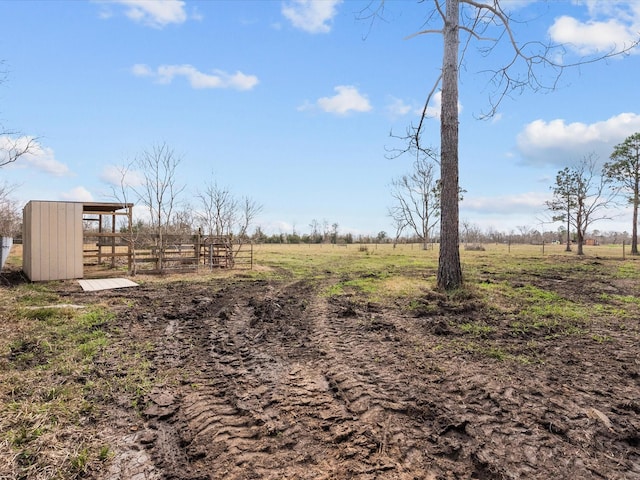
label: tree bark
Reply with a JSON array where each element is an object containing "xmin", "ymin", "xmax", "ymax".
[
  {"xmin": 437, "ymin": 0, "xmax": 462, "ymax": 290},
  {"xmin": 576, "ymin": 207, "xmax": 584, "ymax": 256},
  {"xmin": 632, "ymin": 179, "xmax": 638, "ymax": 255},
  {"xmin": 565, "ymin": 205, "xmax": 571, "ymax": 252}
]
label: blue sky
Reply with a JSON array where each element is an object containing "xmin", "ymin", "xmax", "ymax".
[{"xmin": 1, "ymin": 0, "xmax": 639, "ymax": 237}]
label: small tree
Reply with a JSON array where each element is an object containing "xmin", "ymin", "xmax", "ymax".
[
  {"xmin": 195, "ymin": 178, "xmax": 262, "ymax": 257},
  {"xmin": 331, "ymin": 222, "xmax": 339, "ymax": 244},
  {"xmin": 604, "ymin": 132, "xmax": 640, "ymax": 255},
  {"xmin": 388, "ymin": 153, "xmax": 441, "ymax": 250},
  {"xmin": 131, "ymin": 143, "xmax": 185, "ymax": 271},
  {"xmin": 106, "ymin": 163, "xmax": 140, "ymax": 274},
  {"xmin": 195, "ymin": 181, "xmax": 237, "ymax": 237},
  {"xmin": 309, "ymin": 219, "xmax": 322, "ymax": 243},
  {"xmin": 548, "ymin": 155, "xmax": 617, "ymax": 255},
  {"xmin": 546, "ymin": 167, "xmax": 576, "ymax": 252},
  {"xmin": 237, "ymin": 197, "xmax": 263, "ymax": 240},
  {"xmin": 0, "ymin": 182, "xmax": 21, "ymax": 237}
]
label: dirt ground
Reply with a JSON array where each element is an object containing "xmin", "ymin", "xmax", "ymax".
[{"xmin": 54, "ymin": 268, "xmax": 640, "ymax": 480}]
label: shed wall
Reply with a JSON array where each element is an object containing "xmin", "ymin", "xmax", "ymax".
[{"xmin": 23, "ymin": 201, "xmax": 84, "ymax": 281}]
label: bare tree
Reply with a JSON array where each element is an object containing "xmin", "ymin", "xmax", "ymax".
[
  {"xmin": 237, "ymin": 196, "xmax": 263, "ymax": 240},
  {"xmin": 388, "ymin": 153, "xmax": 440, "ymax": 250},
  {"xmin": 309, "ymin": 219, "xmax": 322, "ymax": 243},
  {"xmin": 462, "ymin": 220, "xmax": 483, "ymax": 249},
  {"xmin": 0, "ymin": 181, "xmax": 21, "ymax": 237},
  {"xmin": 548, "ymin": 155, "xmax": 618, "ymax": 255},
  {"xmin": 196, "ymin": 181, "xmax": 262, "ymax": 237},
  {"xmin": 322, "ymin": 219, "xmax": 330, "ymax": 243},
  {"xmin": 106, "ymin": 162, "xmax": 140, "ymax": 274},
  {"xmin": 170, "ymin": 208, "xmax": 195, "ymax": 236},
  {"xmin": 0, "ymin": 135, "xmax": 37, "ymax": 168},
  {"xmin": 131, "ymin": 143, "xmax": 185, "ymax": 270},
  {"xmin": 376, "ymin": 1, "xmax": 638, "ymax": 289},
  {"xmin": 196, "ymin": 181, "xmax": 237, "ymax": 237},
  {"xmin": 195, "ymin": 178, "xmax": 263, "ymax": 258},
  {"xmin": 516, "ymin": 225, "xmax": 532, "ymax": 244},
  {"xmin": 331, "ymin": 222, "xmax": 339, "ymax": 244},
  {"xmin": 231, "ymin": 195, "xmax": 263, "ymax": 257}
]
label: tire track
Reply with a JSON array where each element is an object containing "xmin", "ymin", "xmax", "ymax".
[{"xmin": 103, "ymin": 278, "xmax": 640, "ymax": 480}]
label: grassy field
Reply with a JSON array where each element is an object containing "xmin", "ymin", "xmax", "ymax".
[
  {"xmin": 252, "ymin": 241, "xmax": 637, "ymax": 301},
  {"xmin": 1, "ymin": 242, "xmax": 639, "ymax": 478}
]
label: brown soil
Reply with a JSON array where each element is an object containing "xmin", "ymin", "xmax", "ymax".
[{"xmin": 59, "ymin": 273, "xmax": 640, "ymax": 479}]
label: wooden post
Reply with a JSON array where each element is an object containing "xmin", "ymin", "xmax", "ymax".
[
  {"xmin": 111, "ymin": 212, "xmax": 116, "ymax": 268},
  {"xmin": 127, "ymin": 205, "xmax": 133, "ymax": 274},
  {"xmin": 98, "ymin": 214, "xmax": 103, "ymax": 265},
  {"xmin": 195, "ymin": 229, "xmax": 201, "ymax": 268}
]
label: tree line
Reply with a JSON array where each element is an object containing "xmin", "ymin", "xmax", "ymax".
[{"xmin": 387, "ymin": 132, "xmax": 640, "ymax": 255}]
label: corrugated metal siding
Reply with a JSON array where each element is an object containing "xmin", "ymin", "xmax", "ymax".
[{"xmin": 23, "ymin": 201, "xmax": 83, "ymax": 281}]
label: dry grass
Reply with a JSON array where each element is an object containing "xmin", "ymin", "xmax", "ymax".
[{"xmin": 0, "ymin": 245, "xmax": 153, "ymax": 479}]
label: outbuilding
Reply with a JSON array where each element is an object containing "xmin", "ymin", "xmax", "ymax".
[{"xmin": 22, "ymin": 200, "xmax": 133, "ymax": 281}]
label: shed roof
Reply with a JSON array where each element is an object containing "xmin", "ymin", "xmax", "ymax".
[
  {"xmin": 82, "ymin": 202, "xmax": 133, "ymax": 213},
  {"xmin": 26, "ymin": 200, "xmax": 133, "ymax": 213}
]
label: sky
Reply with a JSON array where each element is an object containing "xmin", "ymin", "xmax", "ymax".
[{"xmin": 1, "ymin": 0, "xmax": 640, "ymax": 238}]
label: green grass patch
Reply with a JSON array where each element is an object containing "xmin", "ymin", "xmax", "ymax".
[
  {"xmin": 0, "ymin": 282, "xmax": 154, "ymax": 479},
  {"xmin": 459, "ymin": 322, "xmax": 494, "ymax": 337}
]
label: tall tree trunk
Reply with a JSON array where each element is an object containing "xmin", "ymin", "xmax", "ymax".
[
  {"xmin": 437, "ymin": 0, "xmax": 462, "ymax": 290},
  {"xmin": 632, "ymin": 180, "xmax": 639, "ymax": 255},
  {"xmin": 565, "ymin": 204, "xmax": 571, "ymax": 252},
  {"xmin": 577, "ymin": 231, "xmax": 584, "ymax": 255},
  {"xmin": 576, "ymin": 208, "xmax": 584, "ymax": 256}
]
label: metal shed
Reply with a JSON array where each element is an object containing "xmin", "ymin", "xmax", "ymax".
[{"xmin": 22, "ymin": 201, "xmax": 133, "ymax": 281}]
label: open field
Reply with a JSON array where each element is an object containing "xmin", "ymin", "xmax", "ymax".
[{"xmin": 1, "ymin": 243, "xmax": 639, "ymax": 479}]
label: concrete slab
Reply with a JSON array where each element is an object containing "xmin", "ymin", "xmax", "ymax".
[{"xmin": 78, "ymin": 278, "xmax": 139, "ymax": 292}]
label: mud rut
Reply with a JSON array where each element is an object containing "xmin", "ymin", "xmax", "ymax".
[{"xmin": 96, "ymin": 279, "xmax": 640, "ymax": 480}]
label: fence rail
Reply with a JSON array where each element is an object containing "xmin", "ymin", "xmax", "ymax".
[{"xmin": 82, "ymin": 233, "xmax": 253, "ymax": 275}]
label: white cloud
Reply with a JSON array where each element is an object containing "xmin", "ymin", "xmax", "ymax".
[
  {"xmin": 314, "ymin": 85, "xmax": 372, "ymax": 115},
  {"xmin": 131, "ymin": 64, "xmax": 259, "ymax": 91},
  {"xmin": 99, "ymin": 0, "xmax": 188, "ymax": 28},
  {"xmin": 131, "ymin": 63, "xmax": 152, "ymax": 77},
  {"xmin": 382, "ymin": 91, "xmax": 464, "ymax": 121},
  {"xmin": 385, "ymin": 96, "xmax": 413, "ymax": 118},
  {"xmin": 0, "ymin": 136, "xmax": 70, "ymax": 176},
  {"xmin": 464, "ymin": 191, "xmax": 550, "ymax": 215},
  {"xmin": 282, "ymin": 0, "xmax": 342, "ymax": 34},
  {"xmin": 516, "ymin": 112, "xmax": 640, "ymax": 166},
  {"xmin": 548, "ymin": 1, "xmax": 640, "ymax": 55},
  {"xmin": 100, "ymin": 165, "xmax": 145, "ymax": 188},
  {"xmin": 60, "ymin": 187, "xmax": 94, "ymax": 202}
]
